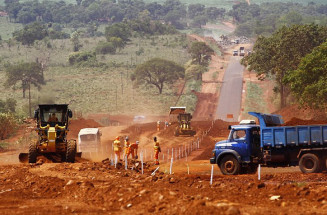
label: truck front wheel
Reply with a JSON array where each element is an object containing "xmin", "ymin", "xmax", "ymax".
[
  {"xmin": 219, "ymin": 155, "xmax": 240, "ymax": 175},
  {"xmin": 299, "ymin": 153, "xmax": 321, "ymax": 173}
]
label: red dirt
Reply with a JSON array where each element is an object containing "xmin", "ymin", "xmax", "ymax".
[
  {"xmin": 276, "ymin": 104, "xmax": 327, "ymax": 122},
  {"xmin": 68, "ymin": 118, "xmax": 101, "ymax": 140},
  {"xmin": 283, "ymin": 118, "xmax": 327, "ymax": 126},
  {"xmin": 1, "ymin": 160, "xmax": 327, "ymax": 214}
]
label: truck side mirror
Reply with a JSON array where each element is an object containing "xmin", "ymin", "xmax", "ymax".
[
  {"xmin": 228, "ymin": 125, "xmax": 232, "ymax": 130},
  {"xmin": 68, "ymin": 109, "xmax": 73, "ymax": 118},
  {"xmin": 34, "ymin": 110, "xmax": 39, "ymax": 120}
]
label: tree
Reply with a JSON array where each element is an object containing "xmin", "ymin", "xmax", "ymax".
[
  {"xmin": 185, "ymin": 64, "xmax": 207, "ymax": 81},
  {"xmin": 191, "ymin": 15, "xmax": 208, "ymax": 28},
  {"xmin": 206, "ymin": 7, "xmax": 225, "ymax": 20},
  {"xmin": 188, "ymin": 4, "xmax": 205, "ymax": 19},
  {"xmin": 242, "ymin": 24, "xmax": 327, "ymax": 108},
  {"xmin": 70, "ymin": 31, "xmax": 82, "ymax": 52},
  {"xmin": 189, "ymin": 42, "xmax": 214, "ymax": 66},
  {"xmin": 95, "ymin": 41, "xmax": 116, "ymax": 54},
  {"xmin": 132, "ymin": 58, "xmax": 185, "ymax": 94},
  {"xmin": 105, "ymin": 23, "xmax": 131, "ymax": 44},
  {"xmin": 13, "ymin": 22, "xmax": 48, "ymax": 46},
  {"xmin": 284, "ymin": 41, "xmax": 327, "ymax": 109},
  {"xmin": 5, "ymin": 62, "xmax": 45, "ymax": 117}
]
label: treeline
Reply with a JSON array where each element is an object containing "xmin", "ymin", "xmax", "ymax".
[
  {"xmin": 3, "ymin": 0, "xmax": 226, "ymax": 29},
  {"xmin": 242, "ymin": 24, "xmax": 327, "ymax": 110},
  {"xmin": 229, "ymin": 2, "xmax": 327, "ymax": 37}
]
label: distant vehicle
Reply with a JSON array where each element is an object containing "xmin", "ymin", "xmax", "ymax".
[
  {"xmin": 133, "ymin": 115, "xmax": 146, "ymax": 123},
  {"xmin": 78, "ymin": 128, "xmax": 101, "ymax": 153},
  {"xmin": 169, "ymin": 106, "xmax": 186, "ymax": 123},
  {"xmin": 174, "ymin": 113, "xmax": 196, "ymax": 137},
  {"xmin": 210, "ymin": 112, "xmax": 327, "ymax": 175},
  {"xmin": 231, "ymin": 39, "xmax": 240, "ymax": 44},
  {"xmin": 239, "ymin": 119, "xmax": 255, "ymax": 125},
  {"xmin": 239, "ymin": 47, "xmax": 245, "ymax": 56},
  {"xmin": 233, "ymin": 50, "xmax": 238, "ymax": 56}
]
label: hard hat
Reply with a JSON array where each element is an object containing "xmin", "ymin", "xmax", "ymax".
[
  {"xmin": 153, "ymin": 136, "xmax": 157, "ymax": 142},
  {"xmin": 115, "ymin": 136, "xmax": 120, "ymax": 140},
  {"xmin": 136, "ymin": 141, "xmax": 139, "ymax": 144}
]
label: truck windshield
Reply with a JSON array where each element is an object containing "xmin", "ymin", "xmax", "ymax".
[
  {"xmin": 232, "ymin": 130, "xmax": 246, "ymax": 140},
  {"xmin": 80, "ymin": 134, "xmax": 96, "ymax": 141}
]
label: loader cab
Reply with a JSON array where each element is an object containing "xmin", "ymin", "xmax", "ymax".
[{"xmin": 35, "ymin": 104, "xmax": 73, "ymax": 127}]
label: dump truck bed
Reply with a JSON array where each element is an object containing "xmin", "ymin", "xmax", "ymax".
[{"xmin": 249, "ymin": 112, "xmax": 327, "ymax": 148}]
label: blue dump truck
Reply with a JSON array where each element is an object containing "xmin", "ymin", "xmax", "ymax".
[{"xmin": 210, "ymin": 112, "xmax": 327, "ymax": 175}]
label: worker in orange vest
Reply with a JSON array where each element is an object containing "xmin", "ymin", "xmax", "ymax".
[
  {"xmin": 129, "ymin": 140, "xmax": 139, "ymax": 159},
  {"xmin": 113, "ymin": 136, "xmax": 122, "ymax": 160},
  {"xmin": 157, "ymin": 120, "xmax": 160, "ymax": 131},
  {"xmin": 153, "ymin": 136, "xmax": 161, "ymax": 165},
  {"xmin": 124, "ymin": 136, "xmax": 131, "ymax": 161}
]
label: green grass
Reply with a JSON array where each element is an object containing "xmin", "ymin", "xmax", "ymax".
[
  {"xmin": 0, "ymin": 17, "xmax": 23, "ymax": 41},
  {"xmin": 0, "ymin": 34, "xmax": 195, "ymax": 116}
]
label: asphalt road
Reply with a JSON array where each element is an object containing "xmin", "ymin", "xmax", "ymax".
[{"xmin": 216, "ymin": 56, "xmax": 245, "ymax": 122}]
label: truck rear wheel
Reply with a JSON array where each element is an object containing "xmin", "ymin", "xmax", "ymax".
[
  {"xmin": 299, "ymin": 153, "xmax": 321, "ymax": 173},
  {"xmin": 66, "ymin": 140, "xmax": 76, "ymax": 163},
  {"xmin": 28, "ymin": 141, "xmax": 37, "ymax": 163},
  {"xmin": 219, "ymin": 155, "xmax": 240, "ymax": 175}
]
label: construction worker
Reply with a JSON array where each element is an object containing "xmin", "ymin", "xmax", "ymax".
[
  {"xmin": 129, "ymin": 140, "xmax": 139, "ymax": 159},
  {"xmin": 48, "ymin": 113, "xmax": 58, "ymax": 122},
  {"xmin": 113, "ymin": 136, "xmax": 122, "ymax": 160},
  {"xmin": 124, "ymin": 136, "xmax": 131, "ymax": 160},
  {"xmin": 157, "ymin": 120, "xmax": 160, "ymax": 131},
  {"xmin": 153, "ymin": 136, "xmax": 161, "ymax": 165}
]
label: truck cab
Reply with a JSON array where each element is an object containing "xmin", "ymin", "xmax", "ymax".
[{"xmin": 211, "ymin": 124, "xmax": 261, "ymax": 175}]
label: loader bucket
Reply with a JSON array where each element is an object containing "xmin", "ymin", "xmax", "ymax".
[
  {"xmin": 18, "ymin": 153, "xmax": 29, "ymax": 163},
  {"xmin": 76, "ymin": 152, "xmax": 82, "ymax": 158}
]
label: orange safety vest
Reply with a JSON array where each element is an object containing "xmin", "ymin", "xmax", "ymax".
[
  {"xmin": 125, "ymin": 141, "xmax": 130, "ymax": 148},
  {"xmin": 113, "ymin": 140, "xmax": 121, "ymax": 152},
  {"xmin": 154, "ymin": 141, "xmax": 160, "ymax": 150},
  {"xmin": 130, "ymin": 142, "xmax": 138, "ymax": 150}
]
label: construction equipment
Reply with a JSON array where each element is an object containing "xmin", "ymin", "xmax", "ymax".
[
  {"xmin": 19, "ymin": 104, "xmax": 81, "ymax": 163},
  {"xmin": 174, "ymin": 113, "xmax": 196, "ymax": 137},
  {"xmin": 169, "ymin": 106, "xmax": 186, "ymax": 123}
]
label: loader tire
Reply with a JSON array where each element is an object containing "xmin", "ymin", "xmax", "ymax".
[
  {"xmin": 28, "ymin": 142, "xmax": 37, "ymax": 163},
  {"xmin": 66, "ymin": 140, "xmax": 76, "ymax": 163}
]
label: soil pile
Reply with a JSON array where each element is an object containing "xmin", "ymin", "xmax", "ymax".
[
  {"xmin": 68, "ymin": 118, "xmax": 101, "ymax": 139},
  {"xmin": 276, "ymin": 104, "xmax": 326, "ymax": 122},
  {"xmin": 283, "ymin": 118, "xmax": 327, "ymax": 126}
]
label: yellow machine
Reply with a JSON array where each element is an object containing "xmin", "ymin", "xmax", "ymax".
[
  {"xmin": 19, "ymin": 104, "xmax": 81, "ymax": 163},
  {"xmin": 174, "ymin": 113, "xmax": 196, "ymax": 137}
]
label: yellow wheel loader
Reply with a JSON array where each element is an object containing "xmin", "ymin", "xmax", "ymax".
[
  {"xmin": 19, "ymin": 104, "xmax": 81, "ymax": 163},
  {"xmin": 174, "ymin": 113, "xmax": 196, "ymax": 137}
]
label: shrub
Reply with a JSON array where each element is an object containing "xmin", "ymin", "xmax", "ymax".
[
  {"xmin": 68, "ymin": 51, "xmax": 97, "ymax": 65},
  {"xmin": 0, "ymin": 113, "xmax": 17, "ymax": 140},
  {"xmin": 95, "ymin": 41, "xmax": 116, "ymax": 54}
]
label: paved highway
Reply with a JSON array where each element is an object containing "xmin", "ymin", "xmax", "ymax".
[{"xmin": 216, "ymin": 56, "xmax": 245, "ymax": 122}]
